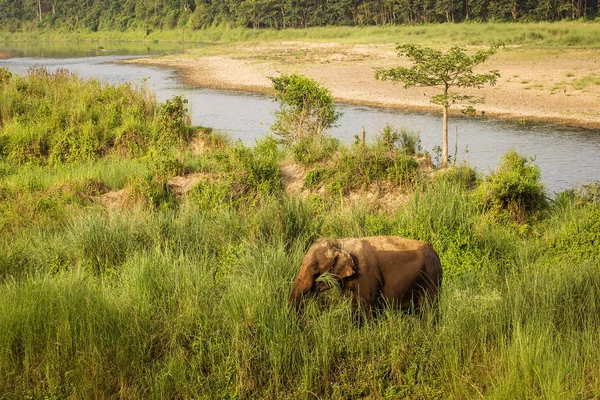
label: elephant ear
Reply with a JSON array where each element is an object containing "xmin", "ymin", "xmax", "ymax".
[{"xmin": 331, "ymin": 249, "xmax": 355, "ymax": 279}]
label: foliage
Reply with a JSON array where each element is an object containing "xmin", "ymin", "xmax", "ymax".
[
  {"xmin": 0, "ymin": 66, "xmax": 168, "ymax": 166},
  {"xmin": 474, "ymin": 150, "xmax": 547, "ymax": 223},
  {"xmin": 436, "ymin": 163, "xmax": 480, "ymax": 190},
  {"xmin": 2, "ymin": 151, "xmax": 599, "ymax": 397},
  {"xmin": 375, "ymin": 43, "xmax": 502, "ymax": 167},
  {"xmin": 376, "ymin": 124, "xmax": 421, "ymax": 156},
  {"xmin": 270, "ymin": 73, "xmax": 341, "ymax": 144},
  {"xmin": 128, "ymin": 173, "xmax": 178, "ymax": 211},
  {"xmin": 0, "ymin": 0, "xmax": 597, "ymax": 32},
  {"xmin": 304, "ymin": 142, "xmax": 420, "ymax": 196},
  {"xmin": 231, "ymin": 136, "xmax": 283, "ymax": 196},
  {"xmin": 291, "ymin": 134, "xmax": 340, "ymax": 166},
  {"xmin": 147, "ymin": 95, "xmax": 191, "ymax": 178},
  {"xmin": 1, "ymin": 67, "xmax": 600, "ymax": 399}
]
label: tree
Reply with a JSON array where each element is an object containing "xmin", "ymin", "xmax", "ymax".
[
  {"xmin": 375, "ymin": 43, "xmax": 502, "ymax": 167},
  {"xmin": 269, "ymin": 73, "xmax": 341, "ymax": 144}
]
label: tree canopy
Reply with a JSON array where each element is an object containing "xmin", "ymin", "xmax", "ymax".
[
  {"xmin": 0, "ymin": 0, "xmax": 597, "ymax": 32},
  {"xmin": 270, "ymin": 73, "xmax": 341, "ymax": 143},
  {"xmin": 375, "ymin": 43, "xmax": 501, "ymax": 167}
]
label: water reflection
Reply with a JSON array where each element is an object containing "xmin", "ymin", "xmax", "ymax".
[{"xmin": 1, "ymin": 43, "xmax": 599, "ymax": 195}]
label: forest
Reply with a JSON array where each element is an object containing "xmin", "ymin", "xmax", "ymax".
[{"xmin": 0, "ymin": 0, "xmax": 598, "ymax": 32}]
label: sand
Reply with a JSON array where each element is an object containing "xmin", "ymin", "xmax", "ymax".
[{"xmin": 121, "ymin": 42, "xmax": 600, "ymax": 129}]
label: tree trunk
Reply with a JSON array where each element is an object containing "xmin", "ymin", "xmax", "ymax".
[{"xmin": 442, "ymin": 105, "xmax": 449, "ymax": 168}]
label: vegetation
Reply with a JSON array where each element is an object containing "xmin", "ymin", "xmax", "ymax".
[
  {"xmin": 0, "ymin": 0, "xmax": 597, "ymax": 33},
  {"xmin": 375, "ymin": 43, "xmax": 502, "ymax": 168},
  {"xmin": 3, "ymin": 22, "xmax": 600, "ymax": 52},
  {"xmin": 1, "ymin": 65, "xmax": 600, "ymax": 399},
  {"xmin": 270, "ymin": 73, "xmax": 341, "ymax": 145}
]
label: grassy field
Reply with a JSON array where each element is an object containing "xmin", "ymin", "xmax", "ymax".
[
  {"xmin": 1, "ymin": 55, "xmax": 600, "ymax": 399},
  {"xmin": 2, "ymin": 21, "xmax": 600, "ymax": 49}
]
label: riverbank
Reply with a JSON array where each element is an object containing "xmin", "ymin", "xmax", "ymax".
[{"xmin": 122, "ymin": 41, "xmax": 600, "ymax": 129}]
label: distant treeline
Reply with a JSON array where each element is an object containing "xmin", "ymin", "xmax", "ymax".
[{"xmin": 1, "ymin": 0, "xmax": 598, "ymax": 32}]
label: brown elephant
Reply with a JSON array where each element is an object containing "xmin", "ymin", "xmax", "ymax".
[{"xmin": 289, "ymin": 236, "xmax": 442, "ymax": 314}]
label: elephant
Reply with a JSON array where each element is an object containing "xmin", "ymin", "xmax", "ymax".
[{"xmin": 289, "ymin": 236, "xmax": 442, "ymax": 315}]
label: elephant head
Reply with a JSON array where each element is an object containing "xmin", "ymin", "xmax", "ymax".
[{"xmin": 289, "ymin": 239, "xmax": 356, "ymax": 310}]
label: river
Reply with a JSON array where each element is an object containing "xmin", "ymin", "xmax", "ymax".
[{"xmin": 1, "ymin": 43, "xmax": 599, "ymax": 195}]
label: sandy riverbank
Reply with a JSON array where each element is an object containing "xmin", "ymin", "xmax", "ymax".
[{"xmin": 122, "ymin": 42, "xmax": 600, "ymax": 129}]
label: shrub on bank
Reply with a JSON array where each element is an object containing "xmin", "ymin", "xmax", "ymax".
[
  {"xmin": 302, "ymin": 128, "xmax": 421, "ymax": 195},
  {"xmin": 0, "ymin": 66, "xmax": 189, "ymax": 166},
  {"xmin": 474, "ymin": 149, "xmax": 547, "ymax": 222}
]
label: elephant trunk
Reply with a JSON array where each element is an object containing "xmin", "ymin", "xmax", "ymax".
[{"xmin": 289, "ymin": 273, "xmax": 314, "ymax": 311}]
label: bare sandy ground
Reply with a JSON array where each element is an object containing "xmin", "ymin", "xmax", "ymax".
[{"xmin": 122, "ymin": 42, "xmax": 600, "ymax": 129}]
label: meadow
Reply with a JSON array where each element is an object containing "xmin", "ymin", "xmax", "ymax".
[
  {"xmin": 2, "ymin": 21, "xmax": 600, "ymax": 49},
  {"xmin": 1, "ymin": 60, "xmax": 600, "ymax": 399}
]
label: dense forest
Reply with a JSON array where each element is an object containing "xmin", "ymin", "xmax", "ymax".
[{"xmin": 0, "ymin": 0, "xmax": 597, "ymax": 32}]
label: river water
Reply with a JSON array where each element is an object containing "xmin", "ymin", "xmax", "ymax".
[{"xmin": 1, "ymin": 43, "xmax": 599, "ymax": 195}]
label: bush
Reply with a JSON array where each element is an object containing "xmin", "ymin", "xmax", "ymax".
[
  {"xmin": 188, "ymin": 179, "xmax": 239, "ymax": 211},
  {"xmin": 0, "ymin": 67, "xmax": 160, "ymax": 165},
  {"xmin": 291, "ymin": 134, "xmax": 339, "ymax": 165},
  {"xmin": 436, "ymin": 164, "xmax": 479, "ymax": 190},
  {"xmin": 270, "ymin": 73, "xmax": 341, "ymax": 144},
  {"xmin": 474, "ymin": 150, "xmax": 547, "ymax": 223},
  {"xmin": 301, "ymin": 141, "xmax": 419, "ymax": 195},
  {"xmin": 542, "ymin": 189, "xmax": 600, "ymax": 264},
  {"xmin": 376, "ymin": 125, "xmax": 421, "ymax": 156},
  {"xmin": 147, "ymin": 95, "xmax": 191, "ymax": 178},
  {"xmin": 232, "ymin": 136, "xmax": 283, "ymax": 196},
  {"xmin": 129, "ymin": 174, "xmax": 178, "ymax": 210}
]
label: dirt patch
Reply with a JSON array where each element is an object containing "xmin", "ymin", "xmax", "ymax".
[
  {"xmin": 280, "ymin": 159, "xmax": 419, "ymax": 212},
  {"xmin": 123, "ymin": 43, "xmax": 600, "ymax": 129},
  {"xmin": 281, "ymin": 161, "xmax": 307, "ymax": 197},
  {"xmin": 98, "ymin": 188, "xmax": 132, "ymax": 210},
  {"xmin": 168, "ymin": 173, "xmax": 211, "ymax": 197},
  {"xmin": 346, "ymin": 185, "xmax": 411, "ymax": 213},
  {"xmin": 99, "ymin": 172, "xmax": 213, "ymax": 210}
]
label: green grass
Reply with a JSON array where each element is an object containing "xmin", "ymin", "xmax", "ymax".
[
  {"xmin": 3, "ymin": 21, "xmax": 600, "ymax": 48},
  {"xmin": 572, "ymin": 74, "xmax": 600, "ymax": 90},
  {"xmin": 1, "ymin": 63, "xmax": 600, "ymax": 399},
  {"xmin": 1, "ymin": 184, "xmax": 599, "ymax": 398}
]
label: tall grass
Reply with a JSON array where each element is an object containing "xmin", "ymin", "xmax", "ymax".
[
  {"xmin": 1, "ymin": 68, "xmax": 599, "ymax": 398},
  {"xmin": 2, "ymin": 21, "xmax": 600, "ymax": 48},
  {"xmin": 1, "ymin": 180, "xmax": 600, "ymax": 398}
]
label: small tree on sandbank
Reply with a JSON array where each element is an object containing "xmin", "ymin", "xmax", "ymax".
[{"xmin": 375, "ymin": 43, "xmax": 503, "ymax": 168}]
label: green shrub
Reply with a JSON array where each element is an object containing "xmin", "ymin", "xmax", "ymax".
[
  {"xmin": 376, "ymin": 125, "xmax": 421, "ymax": 155},
  {"xmin": 188, "ymin": 179, "xmax": 237, "ymax": 211},
  {"xmin": 270, "ymin": 73, "xmax": 341, "ymax": 144},
  {"xmin": 129, "ymin": 174, "xmax": 178, "ymax": 210},
  {"xmin": 301, "ymin": 141, "xmax": 419, "ymax": 195},
  {"xmin": 0, "ymin": 66, "xmax": 188, "ymax": 167},
  {"xmin": 232, "ymin": 136, "xmax": 283, "ymax": 196},
  {"xmin": 575, "ymin": 181, "xmax": 600, "ymax": 205},
  {"xmin": 304, "ymin": 168, "xmax": 328, "ymax": 189},
  {"xmin": 474, "ymin": 150, "xmax": 547, "ymax": 223},
  {"xmin": 331, "ymin": 146, "xmax": 419, "ymax": 194},
  {"xmin": 436, "ymin": 163, "xmax": 479, "ymax": 190},
  {"xmin": 542, "ymin": 198, "xmax": 600, "ymax": 264},
  {"xmin": 147, "ymin": 95, "xmax": 192, "ymax": 178},
  {"xmin": 291, "ymin": 134, "xmax": 339, "ymax": 165}
]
